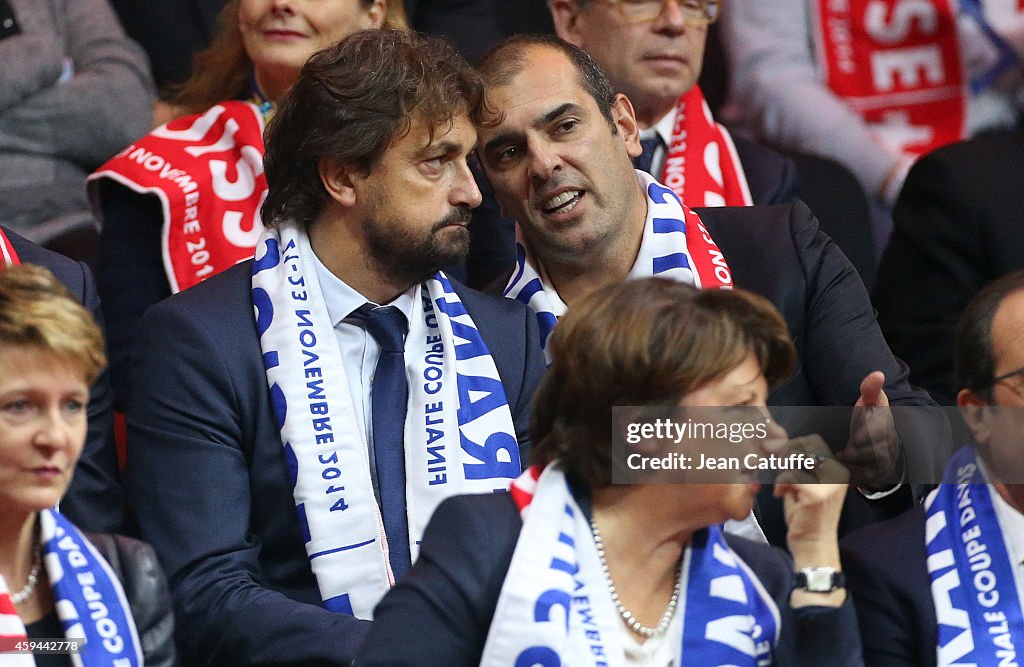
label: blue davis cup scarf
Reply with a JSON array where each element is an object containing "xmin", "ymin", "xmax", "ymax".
[
  {"xmin": 925, "ymin": 447, "xmax": 1024, "ymax": 665},
  {"xmin": 504, "ymin": 170, "xmax": 733, "ymax": 362},
  {"xmin": 481, "ymin": 465, "xmax": 780, "ymax": 666},
  {"xmin": 251, "ymin": 222, "xmax": 521, "ymax": 620},
  {"xmin": 0, "ymin": 510, "xmax": 142, "ymax": 666}
]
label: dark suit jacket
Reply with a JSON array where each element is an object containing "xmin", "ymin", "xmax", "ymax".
[
  {"xmin": 698, "ymin": 203, "xmax": 948, "ymax": 541},
  {"xmin": 4, "ymin": 226, "xmax": 126, "ymax": 534},
  {"xmin": 127, "ymin": 260, "xmax": 546, "ymax": 667},
  {"xmin": 840, "ymin": 506, "xmax": 936, "ymax": 666},
  {"xmin": 358, "ymin": 492, "xmax": 863, "ymax": 666},
  {"xmin": 731, "ymin": 131, "xmax": 799, "ymax": 205},
  {"xmin": 874, "ymin": 130, "xmax": 1024, "ymax": 406},
  {"xmin": 95, "ymin": 182, "xmax": 169, "ymax": 409},
  {"xmin": 703, "ymin": 203, "xmax": 912, "ymax": 408}
]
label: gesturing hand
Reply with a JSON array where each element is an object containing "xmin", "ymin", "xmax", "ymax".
[{"xmin": 836, "ymin": 371, "xmax": 901, "ymax": 490}]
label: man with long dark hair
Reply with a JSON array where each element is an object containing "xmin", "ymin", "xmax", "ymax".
[{"xmin": 126, "ymin": 30, "xmax": 544, "ymax": 666}]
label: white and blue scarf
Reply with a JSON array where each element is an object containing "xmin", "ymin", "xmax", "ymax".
[
  {"xmin": 925, "ymin": 447, "xmax": 1024, "ymax": 665},
  {"xmin": 504, "ymin": 170, "xmax": 731, "ymax": 362},
  {"xmin": 251, "ymin": 222, "xmax": 520, "ymax": 620},
  {"xmin": 0, "ymin": 510, "xmax": 142, "ymax": 666},
  {"xmin": 481, "ymin": 465, "xmax": 780, "ymax": 666}
]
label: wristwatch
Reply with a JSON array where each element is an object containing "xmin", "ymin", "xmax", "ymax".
[{"xmin": 794, "ymin": 567, "xmax": 846, "ymax": 593}]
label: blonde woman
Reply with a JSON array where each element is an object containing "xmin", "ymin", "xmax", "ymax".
[{"xmin": 0, "ymin": 264, "xmax": 175, "ymax": 666}]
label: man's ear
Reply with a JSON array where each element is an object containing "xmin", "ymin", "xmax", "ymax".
[
  {"xmin": 363, "ymin": 0, "xmax": 388, "ymax": 30},
  {"xmin": 610, "ymin": 93, "xmax": 643, "ymax": 158},
  {"xmin": 319, "ymin": 158, "xmax": 358, "ymax": 208},
  {"xmin": 550, "ymin": 0, "xmax": 585, "ymax": 45},
  {"xmin": 957, "ymin": 388, "xmax": 992, "ymax": 445}
]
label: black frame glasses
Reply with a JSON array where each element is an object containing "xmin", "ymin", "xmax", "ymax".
[
  {"xmin": 987, "ymin": 366, "xmax": 1024, "ymax": 399},
  {"xmin": 602, "ymin": 0, "xmax": 721, "ymax": 26}
]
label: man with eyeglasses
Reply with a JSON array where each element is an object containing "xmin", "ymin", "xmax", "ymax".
[
  {"xmin": 843, "ymin": 270, "xmax": 1024, "ymax": 665},
  {"xmin": 548, "ymin": 0, "xmax": 797, "ymax": 209}
]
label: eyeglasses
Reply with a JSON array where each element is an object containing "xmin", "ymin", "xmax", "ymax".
[
  {"xmin": 989, "ymin": 366, "xmax": 1024, "ymax": 400},
  {"xmin": 601, "ymin": 0, "xmax": 720, "ymax": 26}
]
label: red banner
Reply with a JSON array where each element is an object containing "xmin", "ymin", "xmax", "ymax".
[
  {"xmin": 814, "ymin": 0, "xmax": 966, "ymax": 156},
  {"xmin": 90, "ymin": 102, "xmax": 268, "ymax": 293}
]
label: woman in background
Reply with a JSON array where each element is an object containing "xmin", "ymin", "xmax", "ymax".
[
  {"xmin": 0, "ymin": 264, "xmax": 175, "ymax": 666},
  {"xmin": 358, "ymin": 278, "xmax": 859, "ymax": 666}
]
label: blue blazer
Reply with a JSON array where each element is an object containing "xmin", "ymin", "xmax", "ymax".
[
  {"xmin": 841, "ymin": 506, "xmax": 936, "ymax": 666},
  {"xmin": 126, "ymin": 260, "xmax": 546, "ymax": 667},
  {"xmin": 4, "ymin": 226, "xmax": 126, "ymax": 534},
  {"xmin": 694, "ymin": 203, "xmax": 949, "ymax": 542},
  {"xmin": 358, "ymin": 491, "xmax": 863, "ymax": 666}
]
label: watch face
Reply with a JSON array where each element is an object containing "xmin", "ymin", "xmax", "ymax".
[
  {"xmin": 804, "ymin": 568, "xmax": 835, "ymax": 591},
  {"xmin": 0, "ymin": 1, "xmax": 20, "ymax": 41}
]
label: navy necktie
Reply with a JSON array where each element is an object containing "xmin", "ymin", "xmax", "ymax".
[
  {"xmin": 359, "ymin": 304, "xmax": 410, "ymax": 580},
  {"xmin": 634, "ymin": 135, "xmax": 663, "ymax": 175}
]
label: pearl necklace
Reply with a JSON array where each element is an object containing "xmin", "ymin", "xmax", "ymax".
[
  {"xmin": 10, "ymin": 544, "xmax": 41, "ymax": 606},
  {"xmin": 590, "ymin": 519, "xmax": 682, "ymax": 638}
]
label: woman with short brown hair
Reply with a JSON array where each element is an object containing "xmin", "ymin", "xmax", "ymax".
[
  {"xmin": 359, "ymin": 278, "xmax": 860, "ymax": 666},
  {"xmin": 531, "ymin": 278, "xmax": 796, "ymax": 489}
]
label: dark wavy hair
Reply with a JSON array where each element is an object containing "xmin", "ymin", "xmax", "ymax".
[
  {"xmin": 531, "ymin": 279, "xmax": 796, "ymax": 488},
  {"xmin": 261, "ymin": 29, "xmax": 490, "ymax": 227}
]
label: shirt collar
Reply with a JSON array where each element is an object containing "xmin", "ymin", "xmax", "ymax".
[
  {"xmin": 310, "ymin": 249, "xmax": 418, "ymax": 328},
  {"xmin": 979, "ymin": 459, "xmax": 1024, "ymax": 567},
  {"xmin": 639, "ymin": 106, "xmax": 677, "ymax": 148},
  {"xmin": 990, "ymin": 485, "xmax": 1024, "ymax": 568}
]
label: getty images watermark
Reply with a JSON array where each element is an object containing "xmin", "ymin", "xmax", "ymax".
[
  {"xmin": 606, "ymin": 405, "xmax": 969, "ymax": 486},
  {"xmin": 623, "ymin": 416, "xmax": 820, "ymax": 473}
]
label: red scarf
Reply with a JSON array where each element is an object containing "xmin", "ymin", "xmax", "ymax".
[
  {"xmin": 813, "ymin": 0, "xmax": 966, "ymax": 157},
  {"xmin": 658, "ymin": 86, "xmax": 753, "ymax": 208},
  {"xmin": 89, "ymin": 101, "xmax": 268, "ymax": 293},
  {"xmin": 0, "ymin": 582, "xmax": 31, "ymax": 664},
  {"xmin": 0, "ymin": 228, "xmax": 19, "ymax": 266}
]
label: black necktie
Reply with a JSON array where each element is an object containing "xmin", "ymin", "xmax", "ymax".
[
  {"xmin": 358, "ymin": 304, "xmax": 411, "ymax": 580},
  {"xmin": 634, "ymin": 135, "xmax": 663, "ymax": 175}
]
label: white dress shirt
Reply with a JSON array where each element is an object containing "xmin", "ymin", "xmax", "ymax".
[
  {"xmin": 988, "ymin": 477, "xmax": 1024, "ymax": 614},
  {"xmin": 311, "ymin": 249, "xmax": 417, "ymax": 498}
]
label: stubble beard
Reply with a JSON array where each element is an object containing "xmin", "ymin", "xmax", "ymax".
[{"xmin": 362, "ymin": 206, "xmax": 472, "ymax": 287}]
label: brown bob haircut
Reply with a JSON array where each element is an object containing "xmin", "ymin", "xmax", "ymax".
[
  {"xmin": 531, "ymin": 278, "xmax": 796, "ymax": 488},
  {"xmin": 0, "ymin": 264, "xmax": 106, "ymax": 385},
  {"xmin": 261, "ymin": 29, "xmax": 489, "ymax": 228}
]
